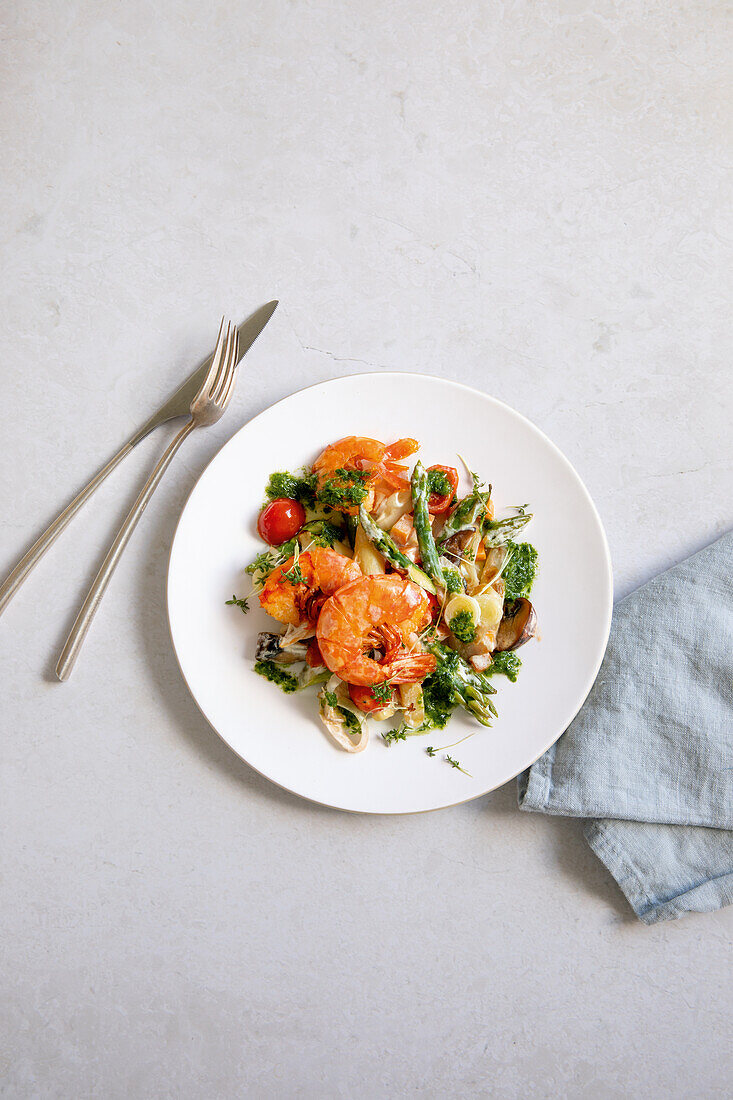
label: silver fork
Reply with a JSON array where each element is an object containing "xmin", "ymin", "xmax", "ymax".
[{"xmin": 55, "ymin": 318, "xmax": 240, "ymax": 681}]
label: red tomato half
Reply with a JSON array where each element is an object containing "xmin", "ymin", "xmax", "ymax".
[
  {"xmin": 427, "ymin": 465, "xmax": 459, "ymax": 514},
  {"xmin": 257, "ymin": 498, "xmax": 306, "ymax": 545},
  {"xmin": 348, "ymin": 683, "xmax": 396, "ymax": 713}
]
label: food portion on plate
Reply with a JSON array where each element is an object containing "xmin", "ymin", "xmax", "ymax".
[{"xmin": 229, "ymin": 435, "xmax": 538, "ymax": 755}]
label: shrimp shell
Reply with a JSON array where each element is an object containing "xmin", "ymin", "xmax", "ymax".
[
  {"xmin": 316, "ymin": 574, "xmax": 436, "ymax": 686},
  {"xmin": 259, "ymin": 548, "xmax": 362, "ymax": 626},
  {"xmin": 312, "ymin": 436, "xmax": 419, "ymax": 512}
]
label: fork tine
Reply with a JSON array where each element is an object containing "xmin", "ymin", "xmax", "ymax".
[
  {"xmin": 214, "ymin": 322, "xmax": 239, "ymax": 404},
  {"xmin": 218, "ymin": 354, "xmax": 238, "ymax": 409},
  {"xmin": 198, "ymin": 316, "xmax": 227, "ymax": 397},
  {"xmin": 207, "ymin": 319, "xmax": 234, "ymax": 400},
  {"xmin": 222, "ymin": 324, "xmax": 240, "ymax": 401},
  {"xmin": 214, "ymin": 323, "xmax": 234, "ymax": 402}
]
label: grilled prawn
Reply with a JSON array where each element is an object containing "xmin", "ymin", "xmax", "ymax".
[
  {"xmin": 259, "ymin": 548, "xmax": 362, "ymax": 626},
  {"xmin": 312, "ymin": 436, "xmax": 419, "ymax": 512},
  {"xmin": 316, "ymin": 574, "xmax": 437, "ymax": 686}
]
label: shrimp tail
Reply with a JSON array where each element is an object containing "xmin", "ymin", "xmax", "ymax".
[{"xmin": 383, "ymin": 653, "xmax": 437, "ymax": 684}]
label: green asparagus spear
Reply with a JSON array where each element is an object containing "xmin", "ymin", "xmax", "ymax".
[
  {"xmin": 482, "ymin": 510, "xmax": 532, "ymax": 547},
  {"xmin": 424, "ymin": 639, "xmax": 497, "ymax": 726},
  {"xmin": 358, "ymin": 506, "xmax": 436, "ymax": 594},
  {"xmin": 410, "ymin": 461, "xmax": 445, "ymax": 586}
]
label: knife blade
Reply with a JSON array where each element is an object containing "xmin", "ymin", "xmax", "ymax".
[
  {"xmin": 132, "ymin": 299, "xmax": 279, "ymax": 443},
  {"xmin": 0, "ymin": 300, "xmax": 278, "ymax": 615}
]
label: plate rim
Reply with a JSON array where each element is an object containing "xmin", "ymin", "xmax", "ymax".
[{"xmin": 166, "ymin": 370, "xmax": 614, "ymax": 815}]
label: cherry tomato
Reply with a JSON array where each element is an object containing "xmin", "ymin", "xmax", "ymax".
[
  {"xmin": 348, "ymin": 683, "xmax": 396, "ymax": 714},
  {"xmin": 427, "ymin": 465, "xmax": 459, "ymax": 514},
  {"xmin": 305, "ymin": 638, "xmax": 325, "ymax": 668},
  {"xmin": 257, "ymin": 498, "xmax": 305, "ymax": 545}
]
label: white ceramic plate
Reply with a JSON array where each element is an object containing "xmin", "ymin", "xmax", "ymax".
[{"xmin": 167, "ymin": 373, "xmax": 612, "ymax": 814}]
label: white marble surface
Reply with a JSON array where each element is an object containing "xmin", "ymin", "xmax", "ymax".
[{"xmin": 1, "ymin": 1, "xmax": 731, "ymax": 1096}]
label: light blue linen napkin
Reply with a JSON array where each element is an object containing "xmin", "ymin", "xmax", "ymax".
[{"xmin": 518, "ymin": 532, "xmax": 733, "ymax": 923}]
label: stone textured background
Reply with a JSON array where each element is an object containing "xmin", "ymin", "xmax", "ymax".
[{"xmin": 1, "ymin": 1, "xmax": 730, "ymax": 1097}]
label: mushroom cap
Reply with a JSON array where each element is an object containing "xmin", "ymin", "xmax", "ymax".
[{"xmin": 495, "ymin": 598, "xmax": 537, "ymax": 652}]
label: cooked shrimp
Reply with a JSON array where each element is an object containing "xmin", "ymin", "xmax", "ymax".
[
  {"xmin": 312, "ymin": 436, "xmax": 419, "ymax": 512},
  {"xmin": 259, "ymin": 548, "xmax": 362, "ymax": 626},
  {"xmin": 316, "ymin": 574, "xmax": 437, "ymax": 686}
]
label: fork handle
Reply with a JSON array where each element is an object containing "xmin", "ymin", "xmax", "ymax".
[
  {"xmin": 55, "ymin": 418, "xmax": 195, "ymax": 681},
  {"xmin": 0, "ymin": 440, "xmax": 140, "ymax": 616}
]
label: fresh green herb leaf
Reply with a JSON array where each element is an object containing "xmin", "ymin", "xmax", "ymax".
[
  {"xmin": 445, "ymin": 754, "xmax": 472, "ymax": 776},
  {"xmin": 254, "ymin": 659, "xmax": 299, "ymax": 693},
  {"xmin": 426, "ymin": 745, "xmax": 437, "ymax": 756},
  {"xmin": 245, "ymin": 539, "xmax": 297, "ymax": 585},
  {"xmin": 449, "ymin": 608, "xmax": 476, "ymax": 644},
  {"xmin": 283, "ymin": 563, "xmax": 306, "ymax": 586},
  {"xmin": 485, "ymin": 650, "xmax": 522, "ymax": 682},
  {"xmin": 371, "ymin": 682, "xmax": 391, "ymax": 702},
  {"xmin": 245, "ymin": 549, "xmax": 276, "ymax": 578},
  {"xmin": 225, "ymin": 594, "xmax": 250, "ymax": 614},
  {"xmin": 382, "ymin": 727, "xmax": 407, "ymax": 746},
  {"xmin": 503, "ymin": 542, "xmax": 538, "ymax": 600}
]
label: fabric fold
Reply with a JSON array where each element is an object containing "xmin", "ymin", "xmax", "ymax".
[{"xmin": 518, "ymin": 531, "xmax": 733, "ymax": 923}]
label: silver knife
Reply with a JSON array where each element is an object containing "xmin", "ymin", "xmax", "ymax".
[{"xmin": 0, "ymin": 300, "xmax": 278, "ymax": 615}]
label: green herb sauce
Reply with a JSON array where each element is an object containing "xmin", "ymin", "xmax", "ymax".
[
  {"xmin": 316, "ymin": 467, "xmax": 369, "ymax": 509},
  {"xmin": 426, "ymin": 468, "xmax": 451, "ymax": 497},
  {"xmin": 254, "ymin": 659, "xmax": 299, "ymax": 693},
  {"xmin": 485, "ymin": 650, "xmax": 522, "ymax": 682},
  {"xmin": 502, "ymin": 542, "xmax": 538, "ymax": 600},
  {"xmin": 449, "ymin": 608, "xmax": 477, "ymax": 644},
  {"xmin": 421, "ymin": 652, "xmax": 460, "ymax": 729},
  {"xmin": 443, "ymin": 567, "xmax": 464, "ymax": 594},
  {"xmin": 265, "ymin": 471, "xmax": 317, "ymax": 506}
]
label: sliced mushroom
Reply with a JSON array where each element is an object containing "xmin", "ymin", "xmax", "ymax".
[
  {"xmin": 255, "ymin": 631, "xmax": 309, "ymax": 664},
  {"xmin": 495, "ymin": 599, "xmax": 537, "ymax": 652},
  {"xmin": 442, "ymin": 528, "xmax": 476, "ymax": 557}
]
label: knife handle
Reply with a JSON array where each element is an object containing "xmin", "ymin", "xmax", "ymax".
[
  {"xmin": 0, "ymin": 439, "xmax": 138, "ymax": 616},
  {"xmin": 55, "ymin": 418, "xmax": 196, "ymax": 681}
]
